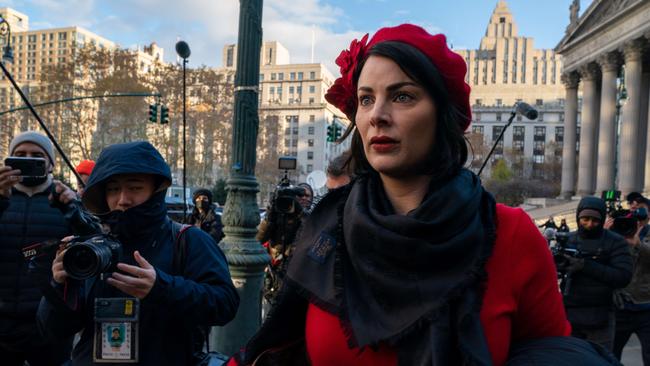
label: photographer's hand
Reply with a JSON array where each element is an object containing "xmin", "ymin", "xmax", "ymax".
[
  {"xmin": 604, "ymin": 216, "xmax": 614, "ymax": 230},
  {"xmin": 52, "ymin": 244, "xmax": 69, "ymax": 284},
  {"xmin": 107, "ymin": 251, "xmax": 156, "ymax": 299},
  {"xmin": 626, "ymin": 225, "xmax": 644, "ymax": 247},
  {"xmin": 0, "ymin": 166, "xmax": 22, "ymax": 198},
  {"xmin": 49, "ymin": 180, "xmax": 77, "ymax": 206}
]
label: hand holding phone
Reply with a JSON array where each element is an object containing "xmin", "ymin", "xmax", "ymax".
[
  {"xmin": 4, "ymin": 157, "xmax": 47, "ymax": 178},
  {"xmin": 0, "ymin": 165, "xmax": 22, "ymax": 198}
]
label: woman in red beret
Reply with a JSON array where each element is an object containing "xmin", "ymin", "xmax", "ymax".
[{"xmin": 228, "ymin": 24, "xmax": 572, "ymax": 366}]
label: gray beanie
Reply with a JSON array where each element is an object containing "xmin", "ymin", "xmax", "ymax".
[{"xmin": 9, "ymin": 131, "xmax": 55, "ymax": 165}]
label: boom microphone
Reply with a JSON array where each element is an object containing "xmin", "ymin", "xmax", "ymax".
[{"xmin": 515, "ymin": 102, "xmax": 539, "ymax": 120}]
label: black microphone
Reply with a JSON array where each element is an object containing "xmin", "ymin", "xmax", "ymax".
[
  {"xmin": 515, "ymin": 102, "xmax": 538, "ymax": 120},
  {"xmin": 175, "ymin": 41, "xmax": 191, "ymax": 59}
]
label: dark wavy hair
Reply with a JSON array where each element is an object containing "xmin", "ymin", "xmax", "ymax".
[{"xmin": 339, "ymin": 41, "xmax": 468, "ymax": 182}]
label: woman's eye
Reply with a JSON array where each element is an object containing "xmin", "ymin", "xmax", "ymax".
[
  {"xmin": 358, "ymin": 95, "xmax": 372, "ymax": 106},
  {"xmin": 394, "ymin": 93, "xmax": 413, "ymax": 103}
]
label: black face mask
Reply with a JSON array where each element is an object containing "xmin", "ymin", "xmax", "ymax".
[
  {"xmin": 100, "ymin": 190, "xmax": 167, "ymax": 244},
  {"xmin": 21, "ymin": 176, "xmax": 48, "ymax": 187},
  {"xmin": 197, "ymin": 200, "xmax": 211, "ymax": 211}
]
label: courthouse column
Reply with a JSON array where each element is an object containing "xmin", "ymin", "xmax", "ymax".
[
  {"xmin": 577, "ymin": 63, "xmax": 601, "ymax": 196},
  {"xmin": 561, "ymin": 72, "xmax": 580, "ymax": 199},
  {"xmin": 596, "ymin": 52, "xmax": 622, "ymax": 194},
  {"xmin": 620, "ymin": 39, "xmax": 646, "ymax": 194}
]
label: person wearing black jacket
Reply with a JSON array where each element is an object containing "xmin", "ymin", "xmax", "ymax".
[
  {"xmin": 36, "ymin": 141, "xmax": 239, "ymax": 365},
  {"xmin": 187, "ymin": 188, "xmax": 224, "ymax": 243},
  {"xmin": 560, "ymin": 196, "xmax": 633, "ymax": 351},
  {"xmin": 0, "ymin": 131, "xmax": 101, "ymax": 366}
]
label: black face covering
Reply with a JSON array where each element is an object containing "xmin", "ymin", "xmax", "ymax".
[
  {"xmin": 100, "ymin": 190, "xmax": 167, "ymax": 245},
  {"xmin": 197, "ymin": 200, "xmax": 211, "ymax": 211},
  {"xmin": 21, "ymin": 176, "xmax": 48, "ymax": 187}
]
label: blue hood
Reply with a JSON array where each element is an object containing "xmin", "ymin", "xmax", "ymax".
[{"xmin": 82, "ymin": 141, "xmax": 172, "ymax": 214}]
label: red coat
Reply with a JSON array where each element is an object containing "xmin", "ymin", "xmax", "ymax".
[{"xmin": 304, "ymin": 204, "xmax": 571, "ymax": 366}]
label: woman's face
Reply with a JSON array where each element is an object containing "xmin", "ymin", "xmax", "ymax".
[{"xmin": 355, "ymin": 55, "xmax": 437, "ymax": 177}]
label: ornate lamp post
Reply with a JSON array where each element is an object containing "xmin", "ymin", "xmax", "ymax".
[
  {"xmin": 175, "ymin": 41, "xmax": 191, "ymax": 219},
  {"xmin": 0, "ymin": 16, "xmax": 14, "ymax": 63},
  {"xmin": 212, "ymin": 0, "xmax": 269, "ymax": 355}
]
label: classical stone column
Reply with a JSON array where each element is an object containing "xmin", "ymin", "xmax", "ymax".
[
  {"xmin": 577, "ymin": 63, "xmax": 601, "ymax": 197},
  {"xmin": 596, "ymin": 52, "xmax": 621, "ymax": 194},
  {"xmin": 620, "ymin": 39, "xmax": 646, "ymax": 195},
  {"xmin": 561, "ymin": 72, "xmax": 580, "ymax": 199},
  {"xmin": 639, "ymin": 60, "xmax": 650, "ymax": 190}
]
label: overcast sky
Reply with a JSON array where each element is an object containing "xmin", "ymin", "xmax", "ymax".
[{"xmin": 5, "ymin": 0, "xmax": 594, "ymax": 72}]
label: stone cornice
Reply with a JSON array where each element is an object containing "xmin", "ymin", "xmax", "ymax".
[{"xmin": 561, "ymin": 72, "xmax": 581, "ymax": 89}]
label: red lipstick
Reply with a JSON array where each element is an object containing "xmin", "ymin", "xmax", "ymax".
[{"xmin": 370, "ymin": 135, "xmax": 398, "ymax": 152}]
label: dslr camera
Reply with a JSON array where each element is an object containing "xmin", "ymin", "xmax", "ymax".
[
  {"xmin": 273, "ymin": 157, "xmax": 305, "ymax": 214},
  {"xmin": 23, "ymin": 234, "xmax": 122, "ymax": 280}
]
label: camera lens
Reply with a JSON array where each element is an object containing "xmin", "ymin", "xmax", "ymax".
[{"xmin": 63, "ymin": 239, "xmax": 114, "ymax": 280}]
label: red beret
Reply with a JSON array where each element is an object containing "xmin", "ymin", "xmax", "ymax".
[
  {"xmin": 325, "ymin": 24, "xmax": 472, "ymax": 131},
  {"xmin": 75, "ymin": 159, "xmax": 95, "ymax": 176}
]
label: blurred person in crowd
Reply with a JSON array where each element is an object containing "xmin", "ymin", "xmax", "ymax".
[{"xmin": 187, "ymin": 188, "xmax": 224, "ymax": 243}]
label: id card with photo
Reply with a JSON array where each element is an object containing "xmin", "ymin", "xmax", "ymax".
[
  {"xmin": 93, "ymin": 297, "xmax": 139, "ymax": 363},
  {"xmin": 103, "ymin": 322, "xmax": 130, "ymax": 359}
]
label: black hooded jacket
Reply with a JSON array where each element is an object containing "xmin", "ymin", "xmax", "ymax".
[
  {"xmin": 36, "ymin": 141, "xmax": 239, "ymax": 365},
  {"xmin": 562, "ymin": 196, "xmax": 632, "ymax": 309}
]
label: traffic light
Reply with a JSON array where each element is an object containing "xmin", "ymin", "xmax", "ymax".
[
  {"xmin": 334, "ymin": 124, "xmax": 342, "ymax": 140},
  {"xmin": 160, "ymin": 106, "xmax": 169, "ymax": 124},
  {"xmin": 327, "ymin": 123, "xmax": 336, "ymax": 142},
  {"xmin": 148, "ymin": 104, "xmax": 158, "ymax": 123}
]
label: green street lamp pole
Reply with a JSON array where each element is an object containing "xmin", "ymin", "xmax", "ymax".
[{"xmin": 212, "ymin": 0, "xmax": 269, "ymax": 355}]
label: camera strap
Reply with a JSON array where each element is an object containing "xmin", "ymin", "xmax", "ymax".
[{"xmin": 171, "ymin": 221, "xmax": 192, "ymax": 275}]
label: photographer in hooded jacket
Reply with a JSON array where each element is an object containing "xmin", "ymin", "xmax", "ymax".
[
  {"xmin": 560, "ymin": 196, "xmax": 632, "ymax": 351},
  {"xmin": 0, "ymin": 131, "xmax": 101, "ymax": 366},
  {"xmin": 36, "ymin": 141, "xmax": 239, "ymax": 366}
]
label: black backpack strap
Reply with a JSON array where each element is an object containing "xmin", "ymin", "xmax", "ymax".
[{"xmin": 171, "ymin": 221, "xmax": 192, "ymax": 276}]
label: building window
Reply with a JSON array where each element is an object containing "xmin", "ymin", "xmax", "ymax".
[
  {"xmin": 533, "ymin": 154, "xmax": 545, "ymax": 164},
  {"xmin": 555, "ymin": 127, "xmax": 564, "ymax": 143},
  {"xmin": 534, "ymin": 126, "xmax": 546, "ymax": 139},
  {"xmin": 496, "ymin": 113, "xmax": 502, "ymax": 122},
  {"xmin": 259, "ymin": 74, "xmax": 264, "ymax": 81},
  {"xmin": 496, "ymin": 99, "xmax": 502, "ymax": 106},
  {"xmin": 308, "ymin": 139, "xmax": 314, "ymax": 147},
  {"xmin": 289, "ymin": 86, "xmax": 294, "ymax": 94},
  {"xmin": 284, "ymin": 139, "xmax": 290, "ymax": 147},
  {"xmin": 475, "ymin": 99, "xmax": 482, "ymax": 106},
  {"xmin": 533, "ymin": 140, "xmax": 545, "ymax": 155},
  {"xmin": 278, "ymin": 73, "xmax": 284, "ymax": 81},
  {"xmin": 297, "ymin": 72, "xmax": 303, "ymax": 80},
  {"xmin": 536, "ymin": 99, "xmax": 543, "ymax": 106},
  {"xmin": 309, "ymin": 115, "xmax": 315, "ymax": 122},
  {"xmin": 309, "ymin": 97, "xmax": 315, "ymax": 104},
  {"xmin": 226, "ymin": 48, "xmax": 234, "ymax": 67},
  {"xmin": 296, "ymin": 86, "xmax": 302, "ymax": 95},
  {"xmin": 307, "ymin": 164, "xmax": 313, "ymax": 173},
  {"xmin": 271, "ymin": 73, "xmax": 276, "ymax": 80},
  {"xmin": 309, "ymin": 85, "xmax": 315, "ymax": 93},
  {"xmin": 292, "ymin": 127, "xmax": 299, "ymax": 135},
  {"xmin": 269, "ymin": 86, "xmax": 275, "ymax": 94},
  {"xmin": 308, "ymin": 126, "xmax": 315, "ymax": 135},
  {"xmin": 292, "ymin": 140, "xmax": 298, "ymax": 147},
  {"xmin": 538, "ymin": 112, "xmax": 544, "ymax": 122},
  {"xmin": 28, "ymin": 35, "xmax": 36, "ymax": 43},
  {"xmin": 285, "ymin": 127, "xmax": 291, "ymax": 135},
  {"xmin": 58, "ymin": 32, "xmax": 67, "ymax": 40},
  {"xmin": 513, "ymin": 140, "xmax": 524, "ymax": 152},
  {"xmin": 310, "ymin": 71, "xmax": 316, "ymax": 79},
  {"xmin": 307, "ymin": 151, "xmax": 314, "ymax": 160},
  {"xmin": 290, "ymin": 72, "xmax": 296, "ymax": 80}
]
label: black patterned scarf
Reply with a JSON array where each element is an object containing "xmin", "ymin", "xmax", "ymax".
[{"xmin": 287, "ymin": 169, "xmax": 497, "ymax": 365}]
